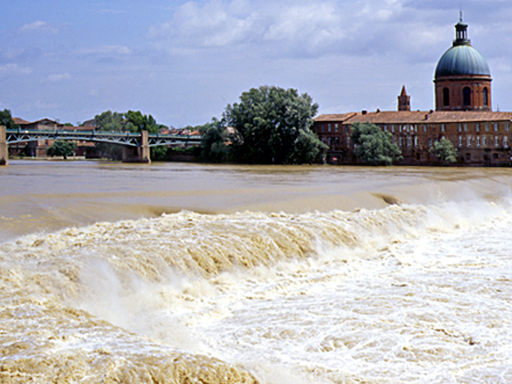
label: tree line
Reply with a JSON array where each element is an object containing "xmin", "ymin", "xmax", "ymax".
[{"xmin": 1, "ymin": 85, "xmax": 458, "ymax": 165}]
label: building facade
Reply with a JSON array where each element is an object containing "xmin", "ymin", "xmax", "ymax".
[
  {"xmin": 314, "ymin": 17, "xmax": 511, "ymax": 166},
  {"xmin": 9, "ymin": 118, "xmax": 97, "ymax": 158}
]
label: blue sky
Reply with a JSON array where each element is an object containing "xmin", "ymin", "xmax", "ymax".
[{"xmin": 1, "ymin": 0, "xmax": 511, "ymax": 127}]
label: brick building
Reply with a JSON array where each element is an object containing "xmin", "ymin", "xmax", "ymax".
[
  {"xmin": 314, "ymin": 17, "xmax": 512, "ymax": 166},
  {"xmin": 9, "ymin": 118, "xmax": 97, "ymax": 158}
]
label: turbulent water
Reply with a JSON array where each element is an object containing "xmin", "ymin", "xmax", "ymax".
[{"xmin": 2, "ymin": 161, "xmax": 512, "ymax": 383}]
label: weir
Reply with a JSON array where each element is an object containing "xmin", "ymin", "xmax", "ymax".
[{"xmin": 0, "ymin": 126, "xmax": 7, "ymax": 166}]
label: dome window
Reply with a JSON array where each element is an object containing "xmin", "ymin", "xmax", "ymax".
[
  {"xmin": 463, "ymin": 87, "xmax": 471, "ymax": 107},
  {"xmin": 443, "ymin": 88, "xmax": 450, "ymax": 107},
  {"xmin": 483, "ymin": 87, "xmax": 489, "ymax": 107}
]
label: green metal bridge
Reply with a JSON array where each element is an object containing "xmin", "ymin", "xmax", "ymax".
[
  {"xmin": 4, "ymin": 127, "xmax": 202, "ymax": 147},
  {"xmin": 0, "ymin": 126, "xmax": 202, "ymax": 165}
]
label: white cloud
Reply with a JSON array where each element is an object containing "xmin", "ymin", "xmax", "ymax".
[
  {"xmin": 149, "ymin": 0, "xmax": 262, "ymax": 48},
  {"xmin": 19, "ymin": 21, "xmax": 59, "ymax": 35},
  {"xmin": 148, "ymin": 0, "xmax": 418, "ymax": 58},
  {"xmin": 0, "ymin": 64, "xmax": 33, "ymax": 76},
  {"xmin": 76, "ymin": 45, "xmax": 133, "ymax": 56},
  {"xmin": 47, "ymin": 73, "xmax": 72, "ymax": 82}
]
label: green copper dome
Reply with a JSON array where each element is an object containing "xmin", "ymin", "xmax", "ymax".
[{"xmin": 434, "ymin": 19, "xmax": 491, "ymax": 79}]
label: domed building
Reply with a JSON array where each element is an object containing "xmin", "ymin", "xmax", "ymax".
[
  {"xmin": 313, "ymin": 16, "xmax": 512, "ymax": 166},
  {"xmin": 434, "ymin": 17, "xmax": 492, "ymax": 111}
]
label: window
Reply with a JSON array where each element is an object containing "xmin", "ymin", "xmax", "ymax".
[
  {"xmin": 467, "ymin": 136, "xmax": 471, "ymax": 147},
  {"xmin": 495, "ymin": 136, "xmax": 499, "ymax": 147},
  {"xmin": 476, "ymin": 123, "xmax": 480, "ymax": 132},
  {"xmin": 414, "ymin": 136, "xmax": 418, "ymax": 147},
  {"xmin": 428, "ymin": 138, "xmax": 432, "ymax": 147},
  {"xmin": 507, "ymin": 122, "xmax": 510, "ymax": 132},
  {"xmin": 458, "ymin": 136, "xmax": 462, "ymax": 147},
  {"xmin": 482, "ymin": 136, "xmax": 487, "ymax": 146},
  {"xmin": 383, "ymin": 125, "xmax": 387, "ymax": 132},
  {"xmin": 494, "ymin": 123, "xmax": 498, "ymax": 132},
  {"xmin": 346, "ymin": 137, "xmax": 350, "ymax": 147},
  {"xmin": 423, "ymin": 125, "xmax": 427, "ymax": 133},
  {"xmin": 334, "ymin": 124, "xmax": 338, "ymax": 133},
  {"xmin": 504, "ymin": 136, "xmax": 509, "ymax": 148},
  {"xmin": 458, "ymin": 124, "xmax": 462, "ymax": 132},
  {"xmin": 463, "ymin": 87, "xmax": 471, "ymax": 106},
  {"xmin": 442, "ymin": 124, "xmax": 446, "ymax": 132},
  {"xmin": 391, "ymin": 125, "xmax": 395, "ymax": 133},
  {"xmin": 407, "ymin": 137, "xmax": 412, "ymax": 147},
  {"xmin": 476, "ymin": 136, "xmax": 480, "ymax": 147},
  {"xmin": 464, "ymin": 123, "xmax": 468, "ymax": 132},
  {"xmin": 399, "ymin": 137, "xmax": 403, "ymax": 147},
  {"xmin": 485, "ymin": 123, "xmax": 489, "ymax": 132},
  {"xmin": 483, "ymin": 87, "xmax": 489, "ymax": 107},
  {"xmin": 443, "ymin": 87, "xmax": 450, "ymax": 107},
  {"xmin": 328, "ymin": 124, "xmax": 331, "ymax": 132}
]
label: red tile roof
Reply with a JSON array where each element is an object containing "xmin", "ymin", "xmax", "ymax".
[
  {"xmin": 315, "ymin": 110, "xmax": 512, "ymax": 124},
  {"xmin": 13, "ymin": 117, "xmax": 30, "ymax": 125}
]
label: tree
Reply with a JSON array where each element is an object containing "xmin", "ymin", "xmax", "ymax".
[
  {"xmin": 93, "ymin": 110, "xmax": 164, "ymax": 160},
  {"xmin": 429, "ymin": 138, "xmax": 458, "ymax": 164},
  {"xmin": 350, "ymin": 122, "xmax": 402, "ymax": 165},
  {"xmin": 46, "ymin": 140, "xmax": 77, "ymax": 160},
  {"xmin": 94, "ymin": 110, "xmax": 125, "ymax": 132},
  {"xmin": 0, "ymin": 109, "xmax": 19, "ymax": 129},
  {"xmin": 223, "ymin": 85, "xmax": 326, "ymax": 164},
  {"xmin": 200, "ymin": 118, "xmax": 231, "ymax": 162},
  {"xmin": 125, "ymin": 110, "xmax": 162, "ymax": 134}
]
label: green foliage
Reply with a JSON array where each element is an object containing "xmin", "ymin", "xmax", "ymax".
[
  {"xmin": 46, "ymin": 140, "xmax": 77, "ymax": 160},
  {"xmin": 289, "ymin": 129, "xmax": 327, "ymax": 164},
  {"xmin": 429, "ymin": 138, "xmax": 458, "ymax": 164},
  {"xmin": 223, "ymin": 85, "xmax": 325, "ymax": 164},
  {"xmin": 0, "ymin": 109, "xmax": 19, "ymax": 129},
  {"xmin": 200, "ymin": 118, "xmax": 231, "ymax": 162},
  {"xmin": 125, "ymin": 110, "xmax": 161, "ymax": 134},
  {"xmin": 350, "ymin": 122, "xmax": 402, "ymax": 165},
  {"xmin": 93, "ymin": 110, "xmax": 163, "ymax": 159},
  {"xmin": 150, "ymin": 145, "xmax": 168, "ymax": 161},
  {"xmin": 94, "ymin": 110, "xmax": 126, "ymax": 132}
]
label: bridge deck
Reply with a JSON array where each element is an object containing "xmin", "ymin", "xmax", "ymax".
[{"xmin": 5, "ymin": 128, "xmax": 202, "ymax": 147}]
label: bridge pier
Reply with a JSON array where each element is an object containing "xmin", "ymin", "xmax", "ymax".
[
  {"xmin": 121, "ymin": 130, "xmax": 151, "ymax": 164},
  {"xmin": 0, "ymin": 126, "xmax": 8, "ymax": 166}
]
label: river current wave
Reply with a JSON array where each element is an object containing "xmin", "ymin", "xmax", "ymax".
[{"xmin": 2, "ymin": 194, "xmax": 512, "ymax": 383}]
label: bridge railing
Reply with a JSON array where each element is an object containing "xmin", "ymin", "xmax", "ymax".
[{"xmin": 5, "ymin": 128, "xmax": 202, "ymax": 147}]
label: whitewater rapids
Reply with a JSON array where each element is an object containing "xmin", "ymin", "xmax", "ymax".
[{"xmin": 2, "ymin": 193, "xmax": 512, "ymax": 383}]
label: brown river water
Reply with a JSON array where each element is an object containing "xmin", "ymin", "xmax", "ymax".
[{"xmin": 2, "ymin": 160, "xmax": 512, "ymax": 383}]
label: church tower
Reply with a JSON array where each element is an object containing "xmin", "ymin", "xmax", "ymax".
[
  {"xmin": 434, "ymin": 16, "xmax": 492, "ymax": 111},
  {"xmin": 398, "ymin": 85, "xmax": 411, "ymax": 111}
]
